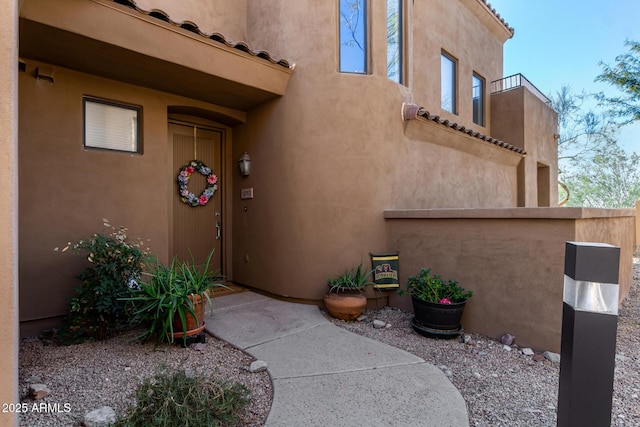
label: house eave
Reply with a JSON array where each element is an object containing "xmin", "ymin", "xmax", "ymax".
[{"xmin": 19, "ymin": 0, "xmax": 293, "ymax": 110}]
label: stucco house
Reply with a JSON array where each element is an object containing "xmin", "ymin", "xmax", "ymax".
[{"xmin": 1, "ymin": 1, "xmax": 635, "ymax": 422}]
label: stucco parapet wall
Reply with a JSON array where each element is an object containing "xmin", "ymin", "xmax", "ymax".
[
  {"xmin": 19, "ymin": 0, "xmax": 293, "ymax": 110},
  {"xmin": 384, "ymin": 207, "xmax": 637, "ymax": 220}
]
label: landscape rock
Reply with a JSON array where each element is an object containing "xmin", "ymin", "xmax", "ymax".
[
  {"xmin": 544, "ymin": 351, "xmax": 561, "ymax": 363},
  {"xmin": 500, "ymin": 333, "xmax": 516, "ymax": 346},
  {"xmin": 249, "ymin": 360, "xmax": 268, "ymax": 373},
  {"xmin": 24, "ymin": 375, "xmax": 41, "ymax": 383},
  {"xmin": 373, "ymin": 320, "xmax": 386, "ymax": 329},
  {"xmin": 191, "ymin": 343, "xmax": 207, "ymax": 352},
  {"xmin": 385, "ymin": 323, "xmax": 392, "ymax": 329},
  {"xmin": 28, "ymin": 383, "xmax": 50, "ymax": 400},
  {"xmin": 521, "ymin": 348, "xmax": 535, "ymax": 356},
  {"xmin": 84, "ymin": 406, "xmax": 117, "ymax": 427},
  {"xmin": 533, "ymin": 354, "xmax": 545, "ymax": 362},
  {"xmin": 356, "ymin": 314, "xmax": 368, "ymax": 322},
  {"xmin": 503, "ymin": 345, "xmax": 512, "ymax": 352},
  {"xmin": 437, "ymin": 365, "xmax": 453, "ymax": 377}
]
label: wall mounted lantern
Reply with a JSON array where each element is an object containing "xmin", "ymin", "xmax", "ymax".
[{"xmin": 238, "ymin": 152, "xmax": 251, "ymax": 176}]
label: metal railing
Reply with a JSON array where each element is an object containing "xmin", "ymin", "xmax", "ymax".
[{"xmin": 490, "ymin": 73, "xmax": 552, "ymax": 107}]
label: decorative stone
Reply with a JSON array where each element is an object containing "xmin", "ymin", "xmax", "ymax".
[
  {"xmin": 503, "ymin": 345, "xmax": 512, "ymax": 351},
  {"xmin": 500, "ymin": 333, "xmax": 516, "ymax": 346},
  {"xmin": 84, "ymin": 406, "xmax": 117, "ymax": 427},
  {"xmin": 24, "ymin": 375, "xmax": 41, "ymax": 383},
  {"xmin": 373, "ymin": 320, "xmax": 386, "ymax": 329},
  {"xmin": 249, "ymin": 360, "xmax": 268, "ymax": 373},
  {"xmin": 356, "ymin": 314, "xmax": 368, "ymax": 322},
  {"xmin": 544, "ymin": 351, "xmax": 561, "ymax": 363},
  {"xmin": 437, "ymin": 365, "xmax": 453, "ymax": 377},
  {"xmin": 533, "ymin": 354, "xmax": 545, "ymax": 362},
  {"xmin": 521, "ymin": 348, "xmax": 535, "ymax": 356},
  {"xmin": 29, "ymin": 384, "xmax": 50, "ymax": 400},
  {"xmin": 385, "ymin": 323, "xmax": 392, "ymax": 329},
  {"xmin": 191, "ymin": 343, "xmax": 207, "ymax": 352}
]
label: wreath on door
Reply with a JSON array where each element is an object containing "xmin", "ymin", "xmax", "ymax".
[{"xmin": 177, "ymin": 160, "xmax": 218, "ymax": 207}]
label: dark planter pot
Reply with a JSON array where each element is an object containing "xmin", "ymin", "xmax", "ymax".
[{"xmin": 411, "ymin": 296, "xmax": 467, "ymax": 337}]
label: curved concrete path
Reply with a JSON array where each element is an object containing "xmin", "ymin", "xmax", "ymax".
[{"xmin": 205, "ymin": 292, "xmax": 469, "ymax": 427}]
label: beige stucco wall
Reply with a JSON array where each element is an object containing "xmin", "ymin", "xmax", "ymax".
[
  {"xmin": 636, "ymin": 201, "xmax": 640, "ymax": 247},
  {"xmin": 385, "ymin": 208, "xmax": 635, "ymax": 352},
  {"xmin": 18, "ymin": 60, "xmax": 240, "ymax": 334},
  {"xmin": 413, "ymin": 0, "xmax": 508, "ymax": 132},
  {"xmin": 0, "ymin": 0, "xmax": 19, "ymax": 423},
  {"xmin": 491, "ymin": 87, "xmax": 559, "ymax": 206},
  {"xmin": 229, "ymin": 0, "xmax": 521, "ymax": 300}
]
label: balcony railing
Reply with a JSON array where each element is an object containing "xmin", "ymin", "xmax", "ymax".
[{"xmin": 490, "ymin": 73, "xmax": 552, "ymax": 107}]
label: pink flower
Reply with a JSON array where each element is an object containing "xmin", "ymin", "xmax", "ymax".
[
  {"xmin": 439, "ymin": 298, "xmax": 452, "ymax": 305},
  {"xmin": 198, "ymin": 194, "xmax": 209, "ymax": 205},
  {"xmin": 207, "ymin": 174, "xmax": 218, "ymax": 184}
]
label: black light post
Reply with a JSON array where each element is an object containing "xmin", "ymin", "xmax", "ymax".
[{"xmin": 557, "ymin": 242, "xmax": 620, "ymax": 427}]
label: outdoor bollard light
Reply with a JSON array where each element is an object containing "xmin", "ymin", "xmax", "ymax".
[{"xmin": 557, "ymin": 242, "xmax": 620, "ymax": 427}]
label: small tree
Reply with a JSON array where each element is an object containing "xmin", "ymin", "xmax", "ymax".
[
  {"xmin": 562, "ymin": 143, "xmax": 640, "ymax": 208},
  {"xmin": 596, "ymin": 40, "xmax": 640, "ymax": 124}
]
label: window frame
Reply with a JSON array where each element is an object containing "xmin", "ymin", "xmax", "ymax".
[
  {"xmin": 386, "ymin": 0, "xmax": 404, "ymax": 84},
  {"xmin": 83, "ymin": 96, "xmax": 142, "ymax": 154},
  {"xmin": 338, "ymin": 0, "xmax": 369, "ymax": 75},
  {"xmin": 472, "ymin": 72, "xmax": 485, "ymax": 126},
  {"xmin": 441, "ymin": 51, "xmax": 458, "ymax": 115}
]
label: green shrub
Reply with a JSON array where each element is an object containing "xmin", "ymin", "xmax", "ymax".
[
  {"xmin": 114, "ymin": 367, "xmax": 249, "ymax": 427},
  {"xmin": 57, "ymin": 221, "xmax": 149, "ymax": 344},
  {"xmin": 400, "ymin": 267, "xmax": 473, "ymax": 304}
]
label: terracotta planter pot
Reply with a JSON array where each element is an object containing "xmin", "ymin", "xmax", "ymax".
[
  {"xmin": 324, "ymin": 291, "xmax": 367, "ymax": 321},
  {"xmin": 172, "ymin": 293, "xmax": 206, "ymax": 338}
]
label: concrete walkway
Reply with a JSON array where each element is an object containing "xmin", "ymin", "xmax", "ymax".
[{"xmin": 205, "ymin": 291, "xmax": 469, "ymax": 427}]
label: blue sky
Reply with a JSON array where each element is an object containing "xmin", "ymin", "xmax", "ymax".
[{"xmin": 488, "ymin": 0, "xmax": 640, "ymax": 151}]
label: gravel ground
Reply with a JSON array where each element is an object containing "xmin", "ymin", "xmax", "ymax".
[
  {"xmin": 19, "ymin": 332, "xmax": 272, "ymax": 426},
  {"xmin": 331, "ymin": 261, "xmax": 640, "ymax": 427},
  {"xmin": 19, "ymin": 261, "xmax": 639, "ymax": 426}
]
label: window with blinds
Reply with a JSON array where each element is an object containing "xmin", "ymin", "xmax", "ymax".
[{"xmin": 83, "ymin": 97, "xmax": 141, "ymax": 153}]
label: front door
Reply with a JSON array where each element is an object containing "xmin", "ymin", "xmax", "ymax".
[{"xmin": 170, "ymin": 122, "xmax": 223, "ymax": 274}]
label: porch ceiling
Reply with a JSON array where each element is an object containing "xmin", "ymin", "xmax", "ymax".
[{"xmin": 19, "ymin": 0, "xmax": 293, "ymax": 111}]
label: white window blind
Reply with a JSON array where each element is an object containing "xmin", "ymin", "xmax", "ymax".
[{"xmin": 84, "ymin": 98, "xmax": 140, "ymax": 152}]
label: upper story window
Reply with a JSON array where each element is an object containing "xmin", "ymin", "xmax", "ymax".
[
  {"xmin": 339, "ymin": 0, "xmax": 368, "ymax": 74},
  {"xmin": 386, "ymin": 0, "xmax": 403, "ymax": 83},
  {"xmin": 472, "ymin": 73, "xmax": 485, "ymax": 126},
  {"xmin": 441, "ymin": 52, "xmax": 457, "ymax": 114}
]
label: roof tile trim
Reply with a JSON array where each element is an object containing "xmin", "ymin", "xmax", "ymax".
[
  {"xmin": 481, "ymin": 1, "xmax": 515, "ymax": 35},
  {"xmin": 403, "ymin": 104, "xmax": 526, "ymax": 155},
  {"xmin": 111, "ymin": 0, "xmax": 292, "ymax": 68}
]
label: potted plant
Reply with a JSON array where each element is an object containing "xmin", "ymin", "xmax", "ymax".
[
  {"xmin": 124, "ymin": 249, "xmax": 226, "ymax": 346},
  {"xmin": 400, "ymin": 267, "xmax": 472, "ymax": 338},
  {"xmin": 324, "ymin": 262, "xmax": 373, "ymax": 320}
]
